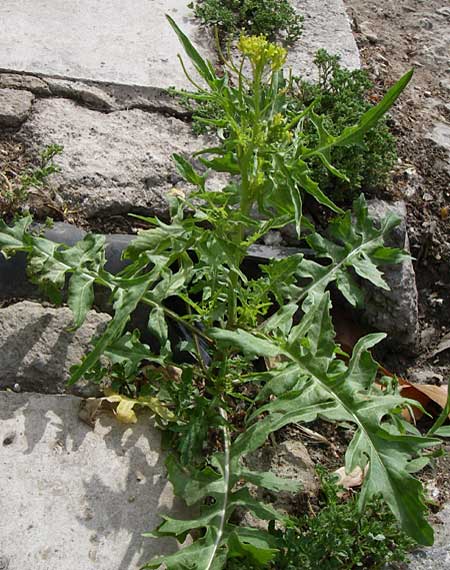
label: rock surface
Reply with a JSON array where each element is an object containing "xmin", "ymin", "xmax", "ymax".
[
  {"xmin": 20, "ymin": 98, "xmax": 207, "ymax": 217},
  {"xmin": 0, "ymin": 87, "xmax": 34, "ymax": 128},
  {"xmin": 426, "ymin": 122, "xmax": 450, "ymax": 176},
  {"xmin": 0, "ymin": 0, "xmax": 215, "ymax": 91},
  {"xmin": 394, "ymin": 504, "xmax": 450, "ymax": 569},
  {"xmin": 0, "ymin": 391, "xmax": 186, "ymax": 570},
  {"xmin": 0, "ymin": 72, "xmax": 50, "ymax": 95},
  {"xmin": 362, "ymin": 199, "xmax": 419, "ymax": 347},
  {"xmin": 0, "ymin": 301, "xmax": 110, "ymax": 396},
  {"xmin": 0, "ymin": 0, "xmax": 358, "ymax": 90},
  {"xmin": 45, "ymin": 77, "xmax": 117, "ymax": 111},
  {"xmin": 289, "ymin": 0, "xmax": 360, "ymax": 78},
  {"xmin": 246, "ymin": 439, "xmax": 319, "ymax": 508}
]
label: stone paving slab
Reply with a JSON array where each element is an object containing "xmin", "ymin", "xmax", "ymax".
[
  {"xmin": 0, "ymin": 391, "xmax": 186, "ymax": 570},
  {"xmin": 0, "ymin": 0, "xmax": 215, "ymax": 91},
  {"xmin": 289, "ymin": 0, "xmax": 360, "ymax": 77},
  {"xmin": 20, "ymin": 97, "xmax": 209, "ymax": 217},
  {"xmin": 0, "ymin": 0, "xmax": 359, "ymax": 91}
]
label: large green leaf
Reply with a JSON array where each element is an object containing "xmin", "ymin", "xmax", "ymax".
[
  {"xmin": 303, "ymin": 69, "xmax": 413, "ymax": 158},
  {"xmin": 166, "ymin": 15, "xmax": 216, "ymax": 85},
  {"xmin": 68, "ymin": 273, "xmax": 154, "ymax": 385}
]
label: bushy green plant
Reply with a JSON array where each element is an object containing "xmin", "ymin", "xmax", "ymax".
[
  {"xmin": 291, "ymin": 49, "xmax": 398, "ymax": 199},
  {"xmin": 190, "ymin": 0, "xmax": 303, "ymax": 44},
  {"xmin": 0, "ymin": 20, "xmax": 438, "ymax": 570},
  {"xmin": 226, "ymin": 470, "xmax": 416, "ymax": 570}
]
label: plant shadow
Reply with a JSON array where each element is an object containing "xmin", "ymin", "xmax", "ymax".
[{"xmin": 0, "ymin": 392, "xmax": 186, "ymax": 569}]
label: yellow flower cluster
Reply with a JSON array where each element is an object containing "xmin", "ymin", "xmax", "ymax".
[{"xmin": 237, "ymin": 35, "xmax": 287, "ymax": 71}]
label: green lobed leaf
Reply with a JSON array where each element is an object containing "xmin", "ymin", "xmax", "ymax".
[{"xmin": 68, "ymin": 274, "xmax": 154, "ymax": 385}]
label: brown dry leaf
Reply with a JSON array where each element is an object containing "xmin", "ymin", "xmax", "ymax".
[
  {"xmin": 334, "ymin": 465, "xmax": 368, "ymax": 489},
  {"xmin": 400, "ymin": 381, "xmax": 449, "ymax": 421}
]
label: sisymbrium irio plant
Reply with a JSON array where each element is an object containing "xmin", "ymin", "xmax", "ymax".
[{"xmin": 0, "ymin": 18, "xmax": 438, "ymax": 570}]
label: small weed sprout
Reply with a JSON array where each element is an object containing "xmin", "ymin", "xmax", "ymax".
[{"xmin": 0, "ymin": 144, "xmax": 62, "ymax": 216}]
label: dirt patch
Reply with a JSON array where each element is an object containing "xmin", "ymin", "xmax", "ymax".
[
  {"xmin": 338, "ymin": 0, "xmax": 450, "ymax": 509},
  {"xmin": 342, "ymin": 0, "xmax": 450, "ymax": 345}
]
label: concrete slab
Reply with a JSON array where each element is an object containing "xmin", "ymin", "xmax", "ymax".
[
  {"xmin": 20, "ymin": 97, "xmax": 211, "ymax": 218},
  {"xmin": 0, "ymin": 0, "xmax": 358, "ymax": 91},
  {"xmin": 0, "ymin": 0, "xmax": 215, "ymax": 90},
  {"xmin": 0, "ymin": 391, "xmax": 187, "ymax": 570},
  {"xmin": 289, "ymin": 0, "xmax": 360, "ymax": 77}
]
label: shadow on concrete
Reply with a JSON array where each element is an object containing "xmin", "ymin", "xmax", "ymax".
[{"xmin": 0, "ymin": 391, "xmax": 186, "ymax": 568}]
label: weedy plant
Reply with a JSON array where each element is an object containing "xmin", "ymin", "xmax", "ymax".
[
  {"xmin": 291, "ymin": 49, "xmax": 398, "ymax": 199},
  {"xmin": 190, "ymin": 0, "xmax": 303, "ymax": 45},
  {"xmin": 0, "ymin": 144, "xmax": 62, "ymax": 217},
  {"xmin": 226, "ymin": 469, "xmax": 416, "ymax": 570},
  {"xmin": 178, "ymin": 49, "xmax": 397, "ymax": 199},
  {"xmin": 0, "ymin": 18, "xmax": 440, "ymax": 570}
]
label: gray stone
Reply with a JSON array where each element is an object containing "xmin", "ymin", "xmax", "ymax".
[
  {"xmin": 0, "ymin": 88, "xmax": 34, "ymax": 128},
  {"xmin": 288, "ymin": 0, "xmax": 360, "ymax": 79},
  {"xmin": 0, "ymin": 72, "xmax": 50, "ymax": 96},
  {"xmin": 45, "ymin": 77, "xmax": 117, "ymax": 111},
  {"xmin": 426, "ymin": 122, "xmax": 450, "ymax": 176},
  {"xmin": 0, "ymin": 0, "xmax": 358, "ymax": 92},
  {"xmin": 0, "ymin": 391, "xmax": 187, "ymax": 570},
  {"xmin": 0, "ymin": 301, "xmax": 110, "ymax": 396},
  {"xmin": 235, "ymin": 439, "xmax": 318, "ymax": 530},
  {"xmin": 362, "ymin": 200, "xmax": 419, "ymax": 347},
  {"xmin": 403, "ymin": 547, "xmax": 450, "ymax": 570},
  {"xmin": 246, "ymin": 440, "xmax": 319, "ymax": 509},
  {"xmin": 397, "ymin": 504, "xmax": 450, "ymax": 569},
  {"xmin": 20, "ymin": 98, "xmax": 208, "ymax": 217},
  {"xmin": 0, "ymin": 0, "xmax": 215, "ymax": 91}
]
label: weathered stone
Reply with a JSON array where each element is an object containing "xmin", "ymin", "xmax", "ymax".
[
  {"xmin": 393, "ymin": 503, "xmax": 450, "ymax": 569},
  {"xmin": 0, "ymin": 88, "xmax": 34, "ymax": 128},
  {"xmin": 426, "ymin": 122, "xmax": 450, "ymax": 176},
  {"xmin": 288, "ymin": 0, "xmax": 360, "ymax": 79},
  {"xmin": 0, "ymin": 391, "xmax": 187, "ymax": 570},
  {"xmin": 0, "ymin": 301, "xmax": 110, "ymax": 396},
  {"xmin": 0, "ymin": 0, "xmax": 358, "ymax": 91},
  {"xmin": 362, "ymin": 200, "xmax": 419, "ymax": 347},
  {"xmin": 0, "ymin": 72, "xmax": 50, "ymax": 95},
  {"xmin": 20, "ymin": 98, "xmax": 208, "ymax": 217},
  {"xmin": 0, "ymin": 0, "xmax": 215, "ymax": 91},
  {"xmin": 234, "ymin": 439, "xmax": 318, "ymax": 530},
  {"xmin": 45, "ymin": 77, "xmax": 117, "ymax": 111}
]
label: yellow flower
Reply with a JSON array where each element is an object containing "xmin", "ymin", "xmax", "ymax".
[
  {"xmin": 237, "ymin": 35, "xmax": 287, "ymax": 71},
  {"xmin": 272, "ymin": 113, "xmax": 284, "ymax": 127}
]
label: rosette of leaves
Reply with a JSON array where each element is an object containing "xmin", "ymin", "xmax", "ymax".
[{"xmin": 0, "ymin": 18, "xmax": 439, "ymax": 570}]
